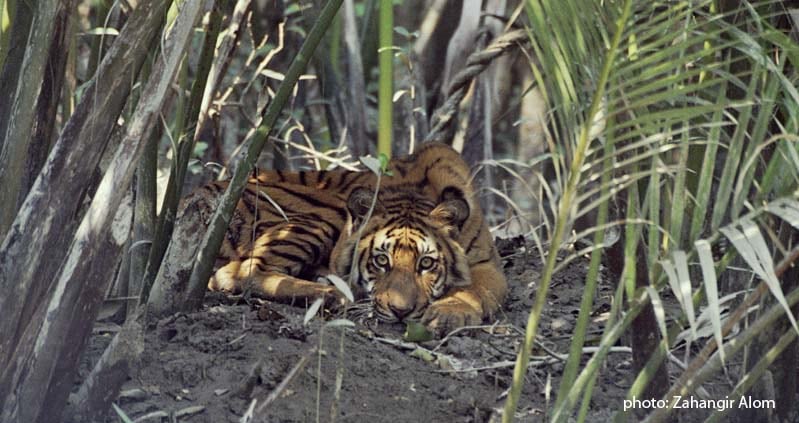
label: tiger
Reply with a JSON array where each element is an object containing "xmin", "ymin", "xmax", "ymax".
[{"xmin": 190, "ymin": 142, "xmax": 507, "ymax": 335}]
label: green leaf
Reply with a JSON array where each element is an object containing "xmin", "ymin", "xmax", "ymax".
[
  {"xmin": 325, "ymin": 318, "xmax": 355, "ymax": 328},
  {"xmin": 85, "ymin": 27, "xmax": 120, "ymax": 36},
  {"xmin": 403, "ymin": 322, "xmax": 433, "ymax": 342},
  {"xmin": 303, "ymin": 298, "xmax": 324, "ymax": 325},
  {"xmin": 326, "ymin": 274, "xmax": 354, "ymax": 302},
  {"xmin": 695, "ymin": 239, "xmax": 725, "ymax": 364},
  {"xmin": 360, "ymin": 156, "xmax": 382, "ymax": 175},
  {"xmin": 645, "ymin": 286, "xmax": 668, "ymax": 343},
  {"xmin": 720, "ymin": 220, "xmax": 799, "ymax": 334},
  {"xmin": 112, "ymin": 404, "xmax": 134, "ymax": 423},
  {"xmin": 287, "ymin": 25, "xmax": 307, "ymax": 38},
  {"xmin": 394, "ymin": 26, "xmax": 410, "ymax": 38},
  {"xmin": 193, "ymin": 141, "xmax": 208, "ymax": 157},
  {"xmin": 662, "ymin": 251, "xmax": 697, "ymax": 340},
  {"xmin": 409, "ymin": 347, "xmax": 435, "ymax": 362},
  {"xmin": 377, "ymin": 153, "xmax": 394, "ymax": 176},
  {"xmin": 765, "ymin": 198, "xmax": 799, "ymax": 230}
]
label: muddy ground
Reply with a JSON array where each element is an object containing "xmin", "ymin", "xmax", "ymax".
[{"xmin": 74, "ymin": 238, "xmax": 648, "ymax": 422}]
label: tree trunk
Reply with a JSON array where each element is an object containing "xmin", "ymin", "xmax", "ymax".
[
  {"xmin": 342, "ymin": 0, "xmax": 369, "ymax": 157},
  {"xmin": 0, "ymin": 0, "xmax": 72, "ymax": 237},
  {"xmin": 0, "ymin": 2, "xmax": 207, "ymax": 420},
  {"xmin": 0, "ymin": 0, "xmax": 171, "ymax": 369},
  {"xmin": 0, "ymin": 0, "xmax": 32, "ymax": 156},
  {"xmin": 18, "ymin": 4, "xmax": 74, "ymax": 220}
]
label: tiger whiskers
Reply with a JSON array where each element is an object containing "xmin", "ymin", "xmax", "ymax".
[{"xmin": 346, "ymin": 299, "xmax": 375, "ymax": 322}]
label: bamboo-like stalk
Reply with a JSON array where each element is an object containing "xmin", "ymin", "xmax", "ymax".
[
  {"xmin": 140, "ymin": 0, "xmax": 237, "ymax": 305},
  {"xmin": 0, "ymin": 0, "xmax": 64, "ymax": 237},
  {"xmin": 182, "ymin": 0, "xmax": 345, "ymax": 308},
  {"xmin": 708, "ymin": 68, "xmax": 758, "ymax": 232},
  {"xmin": 0, "ymin": 1, "xmax": 200, "ymax": 419},
  {"xmin": 703, "ymin": 326, "xmax": 797, "ymax": 423},
  {"xmin": 329, "ymin": 7, "xmax": 341, "ymax": 76},
  {"xmin": 596, "ymin": 244, "xmax": 799, "ymax": 423},
  {"xmin": 86, "ymin": 0, "xmax": 111, "ymax": 76},
  {"xmin": 551, "ymin": 288, "xmax": 648, "ymax": 422},
  {"xmin": 501, "ymin": 1, "xmax": 634, "ymax": 420},
  {"xmin": 341, "ymin": 0, "xmax": 368, "ymax": 156},
  {"xmin": 730, "ymin": 65, "xmax": 782, "ymax": 218},
  {"xmin": 377, "ymin": 0, "xmax": 392, "ymax": 157},
  {"xmin": 554, "ymin": 115, "xmax": 614, "ymax": 409},
  {"xmin": 613, "ymin": 339, "xmax": 669, "ymax": 423},
  {"xmin": 0, "ymin": 0, "xmax": 8, "ymax": 68},
  {"xmin": 0, "ymin": 0, "xmax": 170, "ymax": 374},
  {"xmin": 643, "ymin": 277, "xmax": 799, "ymax": 423}
]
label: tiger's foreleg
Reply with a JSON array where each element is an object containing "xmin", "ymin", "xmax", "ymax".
[
  {"xmin": 422, "ymin": 260, "xmax": 507, "ymax": 335},
  {"xmin": 209, "ymin": 220, "xmax": 342, "ymax": 306},
  {"xmin": 210, "ymin": 261, "xmax": 342, "ymax": 306},
  {"xmin": 245, "ymin": 270, "xmax": 341, "ymax": 305}
]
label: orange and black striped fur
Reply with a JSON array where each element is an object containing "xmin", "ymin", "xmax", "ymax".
[{"xmin": 191, "ymin": 143, "xmax": 507, "ymax": 334}]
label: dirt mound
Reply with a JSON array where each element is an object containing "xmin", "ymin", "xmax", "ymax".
[{"xmin": 76, "ymin": 238, "xmax": 629, "ymax": 422}]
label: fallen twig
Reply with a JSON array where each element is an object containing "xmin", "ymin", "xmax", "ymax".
[
  {"xmin": 253, "ymin": 347, "xmax": 317, "ymax": 414},
  {"xmin": 434, "ymin": 346, "xmax": 632, "ymax": 373},
  {"xmin": 433, "ymin": 322, "xmax": 511, "ymax": 352}
]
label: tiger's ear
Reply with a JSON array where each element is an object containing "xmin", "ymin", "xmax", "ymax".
[
  {"xmin": 347, "ymin": 187, "xmax": 381, "ymax": 222},
  {"xmin": 430, "ymin": 186, "xmax": 470, "ymax": 233}
]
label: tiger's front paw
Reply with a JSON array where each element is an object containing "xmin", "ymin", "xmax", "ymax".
[
  {"xmin": 319, "ymin": 285, "xmax": 347, "ymax": 309},
  {"xmin": 421, "ymin": 297, "xmax": 482, "ymax": 336}
]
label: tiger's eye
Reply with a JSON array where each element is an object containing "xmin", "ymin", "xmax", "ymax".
[
  {"xmin": 374, "ymin": 254, "xmax": 389, "ymax": 267},
  {"xmin": 418, "ymin": 256, "xmax": 435, "ymax": 271}
]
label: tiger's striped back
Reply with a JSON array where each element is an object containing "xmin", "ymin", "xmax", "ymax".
[{"xmin": 198, "ymin": 142, "xmax": 506, "ymax": 334}]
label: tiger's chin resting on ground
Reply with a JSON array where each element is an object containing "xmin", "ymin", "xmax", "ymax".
[{"xmin": 186, "ymin": 143, "xmax": 508, "ymax": 336}]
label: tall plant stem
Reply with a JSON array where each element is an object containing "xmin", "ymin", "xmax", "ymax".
[
  {"xmin": 377, "ymin": 0, "xmax": 392, "ymax": 157},
  {"xmin": 501, "ymin": 1, "xmax": 633, "ymax": 420},
  {"xmin": 182, "ymin": 0, "xmax": 344, "ymax": 306}
]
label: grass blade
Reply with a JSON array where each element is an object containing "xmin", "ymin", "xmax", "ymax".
[{"xmin": 695, "ymin": 239, "xmax": 725, "ymax": 363}]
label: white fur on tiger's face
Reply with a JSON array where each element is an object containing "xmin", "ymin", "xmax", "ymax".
[{"xmin": 331, "ymin": 188, "xmax": 472, "ymax": 322}]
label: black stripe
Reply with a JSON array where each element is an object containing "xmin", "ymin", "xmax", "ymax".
[
  {"xmin": 340, "ymin": 172, "xmax": 367, "ymax": 192},
  {"xmin": 281, "ymin": 233, "xmax": 325, "ymax": 258},
  {"xmin": 435, "ymin": 236, "xmax": 458, "ymax": 270},
  {"xmin": 285, "ymin": 214, "xmax": 341, "ymax": 243},
  {"xmin": 240, "ymin": 190, "xmax": 259, "ymax": 216},
  {"xmin": 268, "ymin": 249, "xmax": 306, "ymax": 264},
  {"xmin": 254, "ymin": 219, "xmax": 288, "ymax": 234},
  {"xmin": 358, "ymin": 244, "xmax": 371, "ymax": 273},
  {"xmin": 287, "ymin": 225, "xmax": 327, "ymax": 245},
  {"xmin": 386, "ymin": 226, "xmax": 409, "ymax": 239},
  {"xmin": 450, "ymin": 261, "xmax": 464, "ymax": 282},
  {"xmin": 205, "ymin": 183, "xmax": 224, "ymax": 195},
  {"xmin": 268, "ymin": 185, "xmax": 347, "ymax": 220},
  {"xmin": 266, "ymin": 239, "xmax": 314, "ymax": 257},
  {"xmin": 423, "ymin": 157, "xmax": 443, "ymax": 178},
  {"xmin": 383, "ymin": 214, "xmax": 416, "ymax": 228},
  {"xmin": 464, "ymin": 225, "xmax": 482, "ymax": 254},
  {"xmin": 243, "ymin": 256, "xmax": 270, "ymax": 272},
  {"xmin": 299, "ymin": 171, "xmax": 307, "ymax": 186}
]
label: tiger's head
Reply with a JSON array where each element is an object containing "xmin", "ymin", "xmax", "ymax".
[{"xmin": 331, "ymin": 186, "xmax": 472, "ymax": 322}]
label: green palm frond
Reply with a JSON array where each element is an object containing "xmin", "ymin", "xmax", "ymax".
[{"xmin": 507, "ymin": 0, "xmax": 799, "ymax": 421}]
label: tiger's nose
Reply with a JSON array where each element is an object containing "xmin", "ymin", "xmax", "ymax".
[{"xmin": 389, "ymin": 302, "xmax": 413, "ymax": 320}]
